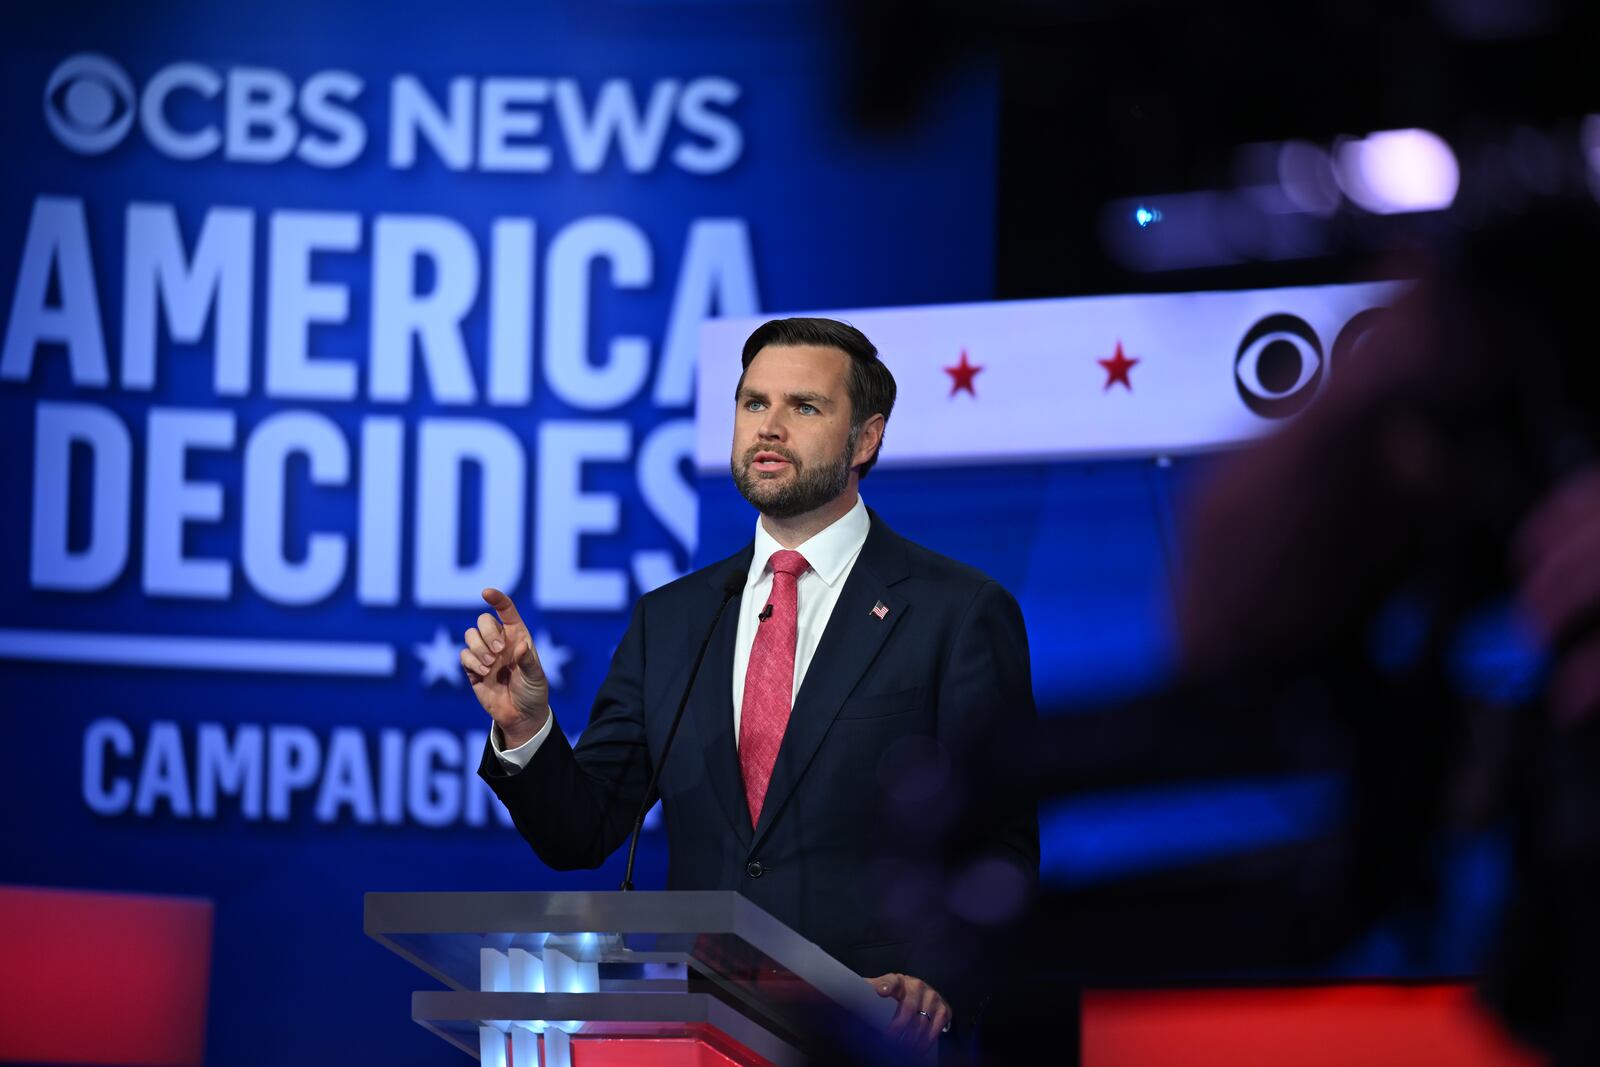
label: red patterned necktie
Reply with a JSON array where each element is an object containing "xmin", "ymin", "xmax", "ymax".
[{"xmin": 739, "ymin": 549, "xmax": 810, "ymax": 827}]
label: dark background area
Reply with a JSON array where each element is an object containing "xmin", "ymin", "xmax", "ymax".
[{"xmin": 839, "ymin": 0, "xmax": 1600, "ymax": 297}]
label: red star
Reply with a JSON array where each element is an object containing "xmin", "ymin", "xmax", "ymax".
[
  {"xmin": 944, "ymin": 349, "xmax": 983, "ymax": 397},
  {"xmin": 1098, "ymin": 340, "xmax": 1139, "ymax": 391}
]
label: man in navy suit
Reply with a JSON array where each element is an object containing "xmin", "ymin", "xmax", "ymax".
[{"xmin": 462, "ymin": 318, "xmax": 1038, "ymax": 1052}]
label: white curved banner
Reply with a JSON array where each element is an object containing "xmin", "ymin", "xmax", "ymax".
[{"xmin": 695, "ymin": 281, "xmax": 1405, "ymax": 470}]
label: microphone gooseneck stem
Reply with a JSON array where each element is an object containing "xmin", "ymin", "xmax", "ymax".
[{"xmin": 620, "ymin": 572, "xmax": 745, "ymax": 891}]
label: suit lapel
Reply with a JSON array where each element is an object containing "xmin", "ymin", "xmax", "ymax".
[
  {"xmin": 750, "ymin": 512, "xmax": 910, "ymax": 849},
  {"xmin": 692, "ymin": 547, "xmax": 754, "ymax": 849}
]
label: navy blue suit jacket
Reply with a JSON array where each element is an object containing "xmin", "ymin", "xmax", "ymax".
[{"xmin": 480, "ymin": 509, "xmax": 1039, "ymax": 1018}]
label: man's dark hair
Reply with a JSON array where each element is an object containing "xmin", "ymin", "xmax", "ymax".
[{"xmin": 738, "ymin": 317, "xmax": 897, "ymax": 478}]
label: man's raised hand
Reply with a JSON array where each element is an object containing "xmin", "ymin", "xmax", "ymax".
[{"xmin": 461, "ymin": 588, "xmax": 551, "ymax": 748}]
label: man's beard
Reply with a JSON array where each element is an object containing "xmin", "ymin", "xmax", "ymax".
[{"xmin": 731, "ymin": 426, "xmax": 858, "ymax": 520}]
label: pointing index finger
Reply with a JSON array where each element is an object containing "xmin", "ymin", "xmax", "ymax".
[{"xmin": 481, "ymin": 587, "xmax": 526, "ymax": 630}]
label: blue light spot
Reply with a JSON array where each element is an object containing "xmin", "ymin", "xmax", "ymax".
[
  {"xmin": 1134, "ymin": 206, "xmax": 1162, "ymax": 228},
  {"xmin": 1038, "ymin": 774, "xmax": 1345, "ymax": 887}
]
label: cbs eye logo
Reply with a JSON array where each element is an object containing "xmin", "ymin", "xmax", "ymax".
[
  {"xmin": 44, "ymin": 53, "xmax": 135, "ymax": 155},
  {"xmin": 1234, "ymin": 308, "xmax": 1387, "ymax": 419}
]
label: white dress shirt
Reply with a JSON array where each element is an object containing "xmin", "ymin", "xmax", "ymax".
[
  {"xmin": 730, "ymin": 493, "xmax": 869, "ymax": 739},
  {"xmin": 493, "ymin": 495, "xmax": 871, "ymax": 769}
]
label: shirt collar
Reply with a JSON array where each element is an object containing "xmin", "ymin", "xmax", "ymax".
[{"xmin": 748, "ymin": 495, "xmax": 870, "ymax": 589}]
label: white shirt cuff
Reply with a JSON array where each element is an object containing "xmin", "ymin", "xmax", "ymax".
[{"xmin": 491, "ymin": 712, "xmax": 555, "ymax": 772}]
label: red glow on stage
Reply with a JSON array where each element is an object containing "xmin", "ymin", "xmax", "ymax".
[
  {"xmin": 0, "ymin": 884, "xmax": 213, "ymax": 1066},
  {"xmin": 1083, "ymin": 983, "xmax": 1543, "ymax": 1067}
]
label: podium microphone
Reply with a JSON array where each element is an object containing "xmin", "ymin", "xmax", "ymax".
[{"xmin": 620, "ymin": 569, "xmax": 746, "ymax": 891}]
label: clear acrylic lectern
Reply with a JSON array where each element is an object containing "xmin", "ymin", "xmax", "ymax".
[{"xmin": 364, "ymin": 890, "xmax": 908, "ymax": 1067}]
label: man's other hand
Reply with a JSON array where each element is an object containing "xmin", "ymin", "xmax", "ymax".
[
  {"xmin": 867, "ymin": 972, "xmax": 950, "ymax": 1052},
  {"xmin": 462, "ymin": 588, "xmax": 551, "ymax": 747}
]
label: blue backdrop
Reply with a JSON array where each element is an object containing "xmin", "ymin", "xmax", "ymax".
[
  {"xmin": 0, "ymin": 5, "xmax": 1537, "ymax": 1065},
  {"xmin": 0, "ymin": 5, "xmax": 995, "ymax": 1064}
]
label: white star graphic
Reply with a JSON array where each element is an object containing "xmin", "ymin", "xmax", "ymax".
[
  {"xmin": 533, "ymin": 628, "xmax": 573, "ymax": 689},
  {"xmin": 414, "ymin": 626, "xmax": 463, "ymax": 687}
]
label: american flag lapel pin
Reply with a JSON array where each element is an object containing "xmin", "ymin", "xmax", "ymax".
[{"xmin": 870, "ymin": 601, "xmax": 890, "ymax": 620}]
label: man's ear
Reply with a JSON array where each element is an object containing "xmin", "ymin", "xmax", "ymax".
[{"xmin": 853, "ymin": 413, "xmax": 886, "ymax": 468}]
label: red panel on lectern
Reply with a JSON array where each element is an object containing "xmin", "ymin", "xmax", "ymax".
[
  {"xmin": 1083, "ymin": 984, "xmax": 1544, "ymax": 1067},
  {"xmin": 0, "ymin": 884, "xmax": 213, "ymax": 1066},
  {"xmin": 565, "ymin": 1023, "xmax": 776, "ymax": 1067},
  {"xmin": 570, "ymin": 1036, "xmax": 757, "ymax": 1066}
]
